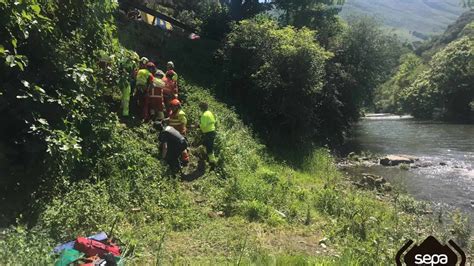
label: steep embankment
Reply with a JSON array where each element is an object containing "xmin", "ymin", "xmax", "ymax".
[{"xmin": 0, "ymin": 82, "xmax": 454, "ymax": 264}]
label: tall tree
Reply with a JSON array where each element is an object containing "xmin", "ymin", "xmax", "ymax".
[
  {"xmin": 272, "ymin": 0, "xmax": 345, "ymax": 45},
  {"xmin": 330, "ymin": 17, "xmax": 403, "ymax": 120},
  {"xmin": 228, "ymin": 0, "xmax": 267, "ymax": 21}
]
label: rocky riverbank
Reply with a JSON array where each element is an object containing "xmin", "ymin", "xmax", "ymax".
[{"xmin": 338, "ymin": 152, "xmax": 454, "ymax": 170}]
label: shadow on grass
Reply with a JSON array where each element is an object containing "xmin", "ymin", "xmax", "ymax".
[{"xmin": 181, "ymin": 159, "xmax": 206, "ymax": 182}]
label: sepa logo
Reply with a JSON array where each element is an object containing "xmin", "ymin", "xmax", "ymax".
[{"xmin": 396, "ymin": 236, "xmax": 466, "ymax": 266}]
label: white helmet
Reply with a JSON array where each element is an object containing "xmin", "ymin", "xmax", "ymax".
[{"xmin": 140, "ymin": 57, "xmax": 149, "ymax": 65}]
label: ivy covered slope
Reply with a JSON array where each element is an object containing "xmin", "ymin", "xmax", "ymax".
[
  {"xmin": 0, "ymin": 1, "xmax": 471, "ymax": 265},
  {"xmin": 0, "ymin": 0, "xmax": 137, "ymax": 218}
]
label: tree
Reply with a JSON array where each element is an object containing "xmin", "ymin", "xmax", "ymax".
[
  {"xmin": 272, "ymin": 0, "xmax": 345, "ymax": 46},
  {"xmin": 399, "ymin": 37, "xmax": 474, "ymax": 120},
  {"xmin": 329, "ymin": 17, "xmax": 402, "ymax": 120},
  {"xmin": 0, "ymin": 0, "xmax": 136, "ymax": 201},
  {"xmin": 221, "ymin": 0, "xmax": 268, "ymax": 21},
  {"xmin": 373, "ymin": 54, "xmax": 425, "ymax": 113},
  {"xmin": 221, "ymin": 16, "xmax": 333, "ymax": 145}
]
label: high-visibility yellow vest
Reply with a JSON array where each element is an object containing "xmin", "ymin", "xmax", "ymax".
[
  {"xmin": 136, "ymin": 69, "xmax": 152, "ymax": 86},
  {"xmin": 200, "ymin": 110, "xmax": 216, "ymax": 133},
  {"xmin": 169, "ymin": 110, "xmax": 187, "ymax": 134}
]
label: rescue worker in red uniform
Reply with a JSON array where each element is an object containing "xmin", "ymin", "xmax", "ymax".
[
  {"xmin": 135, "ymin": 62, "xmax": 155, "ymax": 121},
  {"xmin": 166, "ymin": 61, "xmax": 179, "ymax": 82},
  {"xmin": 162, "ymin": 70, "xmax": 178, "ymax": 111},
  {"xmin": 148, "ymin": 70, "xmax": 166, "ymax": 121}
]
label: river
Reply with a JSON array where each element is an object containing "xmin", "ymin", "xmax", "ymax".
[{"xmin": 343, "ymin": 114, "xmax": 474, "ymax": 221}]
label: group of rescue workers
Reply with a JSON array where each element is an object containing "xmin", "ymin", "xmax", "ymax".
[{"xmin": 122, "ymin": 57, "xmax": 217, "ymax": 171}]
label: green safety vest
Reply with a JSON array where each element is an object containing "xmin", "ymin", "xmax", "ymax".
[
  {"xmin": 200, "ymin": 110, "xmax": 216, "ymax": 133},
  {"xmin": 136, "ymin": 69, "xmax": 151, "ymax": 86}
]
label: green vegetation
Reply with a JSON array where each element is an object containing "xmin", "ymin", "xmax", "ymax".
[
  {"xmin": 272, "ymin": 0, "xmax": 345, "ymax": 46},
  {"xmin": 219, "ymin": 15, "xmax": 401, "ymax": 146},
  {"xmin": 1, "ymin": 85, "xmax": 469, "ymax": 263},
  {"xmin": 0, "ymin": 0, "xmax": 133, "ymax": 222},
  {"xmin": 374, "ymin": 53, "xmax": 426, "ymax": 114},
  {"xmin": 220, "ymin": 16, "xmax": 332, "ymax": 145},
  {"xmin": 0, "ymin": 0, "xmax": 472, "ymax": 265},
  {"xmin": 401, "ymin": 36, "xmax": 474, "ymax": 120},
  {"xmin": 374, "ymin": 13, "xmax": 474, "ymax": 121}
]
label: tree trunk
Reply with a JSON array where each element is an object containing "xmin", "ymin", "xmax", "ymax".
[{"xmin": 230, "ymin": 0, "xmax": 242, "ymax": 20}]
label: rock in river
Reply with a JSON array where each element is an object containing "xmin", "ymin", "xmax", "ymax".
[
  {"xmin": 354, "ymin": 173, "xmax": 392, "ymax": 192},
  {"xmin": 380, "ymin": 155, "xmax": 415, "ymax": 166}
]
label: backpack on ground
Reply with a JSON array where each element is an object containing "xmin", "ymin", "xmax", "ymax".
[{"xmin": 74, "ymin": 237, "xmax": 121, "ymax": 257}]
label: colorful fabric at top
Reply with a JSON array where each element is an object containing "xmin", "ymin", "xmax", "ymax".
[
  {"xmin": 155, "ymin": 18, "xmax": 173, "ymax": 31},
  {"xmin": 139, "ymin": 11, "xmax": 173, "ymax": 31},
  {"xmin": 140, "ymin": 11, "xmax": 155, "ymax": 25}
]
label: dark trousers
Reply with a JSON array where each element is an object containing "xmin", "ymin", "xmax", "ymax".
[
  {"xmin": 203, "ymin": 131, "xmax": 216, "ymax": 155},
  {"xmin": 165, "ymin": 141, "xmax": 188, "ymax": 170},
  {"xmin": 165, "ymin": 148, "xmax": 182, "ymax": 170}
]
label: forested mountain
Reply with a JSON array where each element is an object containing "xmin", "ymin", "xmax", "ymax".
[
  {"xmin": 416, "ymin": 10, "xmax": 474, "ymax": 56},
  {"xmin": 341, "ymin": 0, "xmax": 468, "ymax": 40},
  {"xmin": 374, "ymin": 10, "xmax": 474, "ymax": 121}
]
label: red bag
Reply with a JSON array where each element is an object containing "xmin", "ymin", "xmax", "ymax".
[{"xmin": 74, "ymin": 237, "xmax": 121, "ymax": 257}]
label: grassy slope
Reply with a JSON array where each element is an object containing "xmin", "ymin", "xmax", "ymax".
[
  {"xmin": 1, "ymin": 15, "xmax": 471, "ymax": 266},
  {"xmin": 340, "ymin": 0, "xmax": 467, "ymax": 41},
  {"xmin": 1, "ymin": 80, "xmax": 462, "ymax": 265}
]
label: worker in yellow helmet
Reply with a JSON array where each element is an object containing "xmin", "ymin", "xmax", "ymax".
[{"xmin": 199, "ymin": 102, "xmax": 217, "ymax": 165}]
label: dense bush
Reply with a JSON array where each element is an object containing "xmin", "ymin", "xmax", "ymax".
[
  {"xmin": 329, "ymin": 17, "xmax": 403, "ymax": 120},
  {"xmin": 0, "ymin": 0, "xmax": 137, "ymax": 220},
  {"xmin": 399, "ymin": 36, "xmax": 474, "ymax": 120},
  {"xmin": 221, "ymin": 16, "xmax": 332, "ymax": 145},
  {"xmin": 375, "ymin": 18, "xmax": 474, "ymax": 121},
  {"xmin": 219, "ymin": 16, "xmax": 403, "ymax": 146}
]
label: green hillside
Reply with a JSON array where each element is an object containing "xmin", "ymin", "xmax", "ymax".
[
  {"xmin": 0, "ymin": 1, "xmax": 472, "ymax": 264},
  {"xmin": 341, "ymin": 0, "xmax": 468, "ymax": 41},
  {"xmin": 373, "ymin": 11, "xmax": 474, "ymax": 120}
]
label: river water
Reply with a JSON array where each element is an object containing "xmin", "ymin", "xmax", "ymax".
[{"xmin": 343, "ymin": 114, "xmax": 474, "ymax": 220}]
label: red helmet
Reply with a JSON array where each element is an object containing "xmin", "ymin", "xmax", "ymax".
[
  {"xmin": 166, "ymin": 70, "xmax": 176, "ymax": 78},
  {"xmin": 170, "ymin": 99, "xmax": 181, "ymax": 107},
  {"xmin": 146, "ymin": 62, "xmax": 156, "ymax": 69}
]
